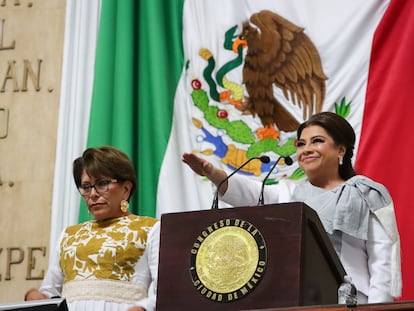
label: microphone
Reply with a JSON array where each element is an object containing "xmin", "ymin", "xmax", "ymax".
[
  {"xmin": 257, "ymin": 156, "xmax": 293, "ymax": 206},
  {"xmin": 211, "ymin": 155, "xmax": 270, "ymax": 209}
]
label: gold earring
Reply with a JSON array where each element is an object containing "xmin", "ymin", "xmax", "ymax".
[
  {"xmin": 339, "ymin": 155, "xmax": 344, "ymax": 165},
  {"xmin": 120, "ymin": 200, "xmax": 129, "ymax": 212}
]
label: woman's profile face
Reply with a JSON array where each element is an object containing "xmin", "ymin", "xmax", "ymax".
[
  {"xmin": 296, "ymin": 125, "xmax": 345, "ymax": 180},
  {"xmin": 80, "ymin": 169, "xmax": 131, "ymax": 221}
]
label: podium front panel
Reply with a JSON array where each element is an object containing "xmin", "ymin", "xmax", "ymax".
[{"xmin": 156, "ymin": 202, "xmax": 345, "ymax": 311}]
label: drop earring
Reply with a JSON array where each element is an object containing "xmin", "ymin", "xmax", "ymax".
[
  {"xmin": 120, "ymin": 200, "xmax": 129, "ymax": 212},
  {"xmin": 339, "ymin": 155, "xmax": 344, "ymax": 165}
]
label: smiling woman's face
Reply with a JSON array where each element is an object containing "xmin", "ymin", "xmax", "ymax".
[
  {"xmin": 296, "ymin": 125, "xmax": 345, "ymax": 182},
  {"xmin": 80, "ymin": 169, "xmax": 132, "ymax": 221}
]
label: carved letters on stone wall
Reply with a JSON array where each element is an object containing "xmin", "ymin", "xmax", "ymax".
[
  {"xmin": 0, "ymin": 247, "xmax": 46, "ymax": 281},
  {"xmin": 0, "ymin": 0, "xmax": 52, "ymax": 286}
]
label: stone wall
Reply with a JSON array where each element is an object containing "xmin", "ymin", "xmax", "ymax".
[{"xmin": 0, "ymin": 0, "xmax": 66, "ymax": 302}]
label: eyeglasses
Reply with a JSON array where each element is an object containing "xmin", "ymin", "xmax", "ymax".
[{"xmin": 78, "ymin": 179, "xmax": 118, "ymax": 196}]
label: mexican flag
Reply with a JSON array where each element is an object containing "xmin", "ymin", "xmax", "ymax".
[{"xmin": 58, "ymin": 0, "xmax": 414, "ymax": 300}]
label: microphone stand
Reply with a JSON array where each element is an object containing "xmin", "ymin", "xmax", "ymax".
[
  {"xmin": 211, "ymin": 155, "xmax": 270, "ymax": 209},
  {"xmin": 258, "ymin": 156, "xmax": 293, "ymax": 206}
]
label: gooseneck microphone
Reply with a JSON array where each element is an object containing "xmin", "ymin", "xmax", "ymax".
[
  {"xmin": 257, "ymin": 156, "xmax": 293, "ymax": 206},
  {"xmin": 211, "ymin": 155, "xmax": 270, "ymax": 209}
]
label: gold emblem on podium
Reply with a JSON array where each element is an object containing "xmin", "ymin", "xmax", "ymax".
[{"xmin": 189, "ymin": 218, "xmax": 267, "ymax": 302}]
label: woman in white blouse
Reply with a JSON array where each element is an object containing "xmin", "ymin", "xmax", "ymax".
[{"xmin": 182, "ymin": 112, "xmax": 402, "ymax": 304}]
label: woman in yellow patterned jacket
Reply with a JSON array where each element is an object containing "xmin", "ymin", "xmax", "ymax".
[{"xmin": 25, "ymin": 146, "xmax": 160, "ymax": 311}]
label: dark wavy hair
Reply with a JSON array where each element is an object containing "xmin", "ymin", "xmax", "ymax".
[
  {"xmin": 297, "ymin": 112, "xmax": 357, "ymax": 180},
  {"xmin": 73, "ymin": 146, "xmax": 137, "ymax": 200}
]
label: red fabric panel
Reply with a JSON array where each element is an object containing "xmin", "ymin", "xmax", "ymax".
[{"xmin": 356, "ymin": 0, "xmax": 414, "ymax": 300}]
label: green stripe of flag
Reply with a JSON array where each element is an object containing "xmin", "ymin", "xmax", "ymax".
[{"xmin": 79, "ymin": 0, "xmax": 184, "ymax": 222}]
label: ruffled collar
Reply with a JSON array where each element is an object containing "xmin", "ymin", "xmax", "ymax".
[{"xmin": 292, "ymin": 175, "xmax": 392, "ymax": 239}]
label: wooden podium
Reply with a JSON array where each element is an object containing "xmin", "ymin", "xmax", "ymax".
[{"xmin": 156, "ymin": 202, "xmax": 346, "ymax": 311}]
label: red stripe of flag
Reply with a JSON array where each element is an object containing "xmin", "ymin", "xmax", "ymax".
[{"xmin": 356, "ymin": 0, "xmax": 414, "ymax": 300}]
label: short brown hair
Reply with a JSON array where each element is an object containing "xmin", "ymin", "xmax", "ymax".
[{"xmin": 73, "ymin": 146, "xmax": 137, "ymax": 199}]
